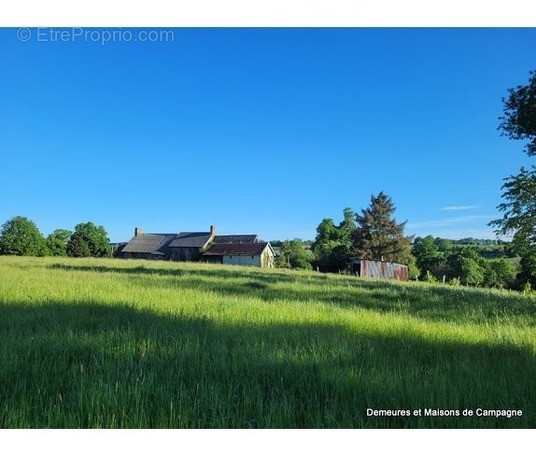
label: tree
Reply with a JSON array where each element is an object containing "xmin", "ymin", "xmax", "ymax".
[
  {"xmin": 490, "ymin": 166, "xmax": 536, "ymax": 253},
  {"xmin": 46, "ymin": 229, "xmax": 72, "ymax": 257},
  {"xmin": 517, "ymin": 252, "xmax": 536, "ymax": 290},
  {"xmin": 412, "ymin": 235, "xmax": 445, "ymax": 279},
  {"xmin": 491, "ymin": 70, "xmax": 536, "ymax": 288},
  {"xmin": 486, "ymin": 258, "xmax": 517, "ymax": 289},
  {"xmin": 498, "ymin": 70, "xmax": 536, "ymax": 156},
  {"xmin": 67, "ymin": 222, "xmax": 110, "ymax": 257},
  {"xmin": 312, "ymin": 208, "xmax": 356, "ymax": 272},
  {"xmin": 66, "ymin": 233, "xmax": 92, "ymax": 257},
  {"xmin": 276, "ymin": 240, "xmax": 312, "ymax": 270},
  {"xmin": 353, "ymin": 192, "xmax": 412, "ymax": 263},
  {"xmin": 0, "ymin": 216, "xmax": 47, "ymax": 256},
  {"xmin": 447, "ymin": 247, "xmax": 488, "ymax": 287}
]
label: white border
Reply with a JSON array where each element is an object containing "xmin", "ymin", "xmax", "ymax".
[
  {"xmin": 2, "ymin": 429, "xmax": 534, "ymax": 456},
  {"xmin": 1, "ymin": 0, "xmax": 536, "ymax": 26}
]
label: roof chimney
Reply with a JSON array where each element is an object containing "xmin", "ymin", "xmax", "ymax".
[
  {"xmin": 210, "ymin": 225, "xmax": 216, "ymax": 236},
  {"xmin": 135, "ymin": 227, "xmax": 143, "ymax": 237}
]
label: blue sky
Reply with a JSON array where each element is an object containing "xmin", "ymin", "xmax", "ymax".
[{"xmin": 1, "ymin": 27, "xmax": 535, "ymax": 243}]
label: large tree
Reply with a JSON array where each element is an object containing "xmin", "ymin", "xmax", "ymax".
[
  {"xmin": 491, "ymin": 71, "xmax": 536, "ymax": 288},
  {"xmin": 67, "ymin": 222, "xmax": 110, "ymax": 257},
  {"xmin": 0, "ymin": 216, "xmax": 47, "ymax": 256},
  {"xmin": 498, "ymin": 70, "xmax": 536, "ymax": 156},
  {"xmin": 353, "ymin": 192, "xmax": 412, "ymax": 263}
]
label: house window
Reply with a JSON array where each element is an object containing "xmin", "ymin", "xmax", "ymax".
[
  {"xmin": 230, "ymin": 256, "xmax": 233, "ymax": 259},
  {"xmin": 251, "ymin": 256, "xmax": 254, "ymax": 259}
]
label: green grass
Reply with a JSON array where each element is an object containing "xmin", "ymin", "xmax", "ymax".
[{"xmin": 1, "ymin": 256, "xmax": 535, "ymax": 428}]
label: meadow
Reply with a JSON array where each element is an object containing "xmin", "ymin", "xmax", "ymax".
[{"xmin": 1, "ymin": 256, "xmax": 535, "ymax": 428}]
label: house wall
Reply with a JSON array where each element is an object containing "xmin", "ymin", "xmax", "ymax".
[
  {"xmin": 203, "ymin": 256, "xmax": 223, "ymax": 264},
  {"xmin": 262, "ymin": 249, "xmax": 275, "ymax": 268},
  {"xmin": 169, "ymin": 247, "xmax": 202, "ymax": 262},
  {"xmin": 222, "ymin": 255, "xmax": 262, "ymax": 267},
  {"xmin": 220, "ymin": 246, "xmax": 275, "ymax": 268},
  {"xmin": 121, "ymin": 252, "xmax": 165, "ymax": 260}
]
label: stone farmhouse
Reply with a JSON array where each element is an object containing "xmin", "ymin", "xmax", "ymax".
[{"xmin": 117, "ymin": 225, "xmax": 275, "ymax": 268}]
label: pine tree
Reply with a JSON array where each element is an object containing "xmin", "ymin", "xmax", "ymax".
[{"xmin": 353, "ymin": 192, "xmax": 412, "ymax": 263}]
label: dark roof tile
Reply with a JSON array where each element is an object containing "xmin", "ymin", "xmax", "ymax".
[
  {"xmin": 203, "ymin": 242, "xmax": 271, "ymax": 256},
  {"xmin": 213, "ymin": 234, "xmax": 260, "ymax": 244},
  {"xmin": 122, "ymin": 234, "xmax": 176, "ymax": 255},
  {"xmin": 168, "ymin": 232, "xmax": 212, "ymax": 248}
]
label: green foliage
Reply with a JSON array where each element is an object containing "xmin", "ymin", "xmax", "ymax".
[
  {"xmin": 412, "ymin": 236, "xmax": 445, "ymax": 279},
  {"xmin": 312, "ymin": 208, "xmax": 355, "ymax": 272},
  {"xmin": 491, "ymin": 70, "xmax": 536, "ymax": 289},
  {"xmin": 353, "ymin": 192, "xmax": 412, "ymax": 263},
  {"xmin": 276, "ymin": 240, "xmax": 312, "ymax": 270},
  {"xmin": 424, "ymin": 270, "xmax": 439, "ymax": 283},
  {"xmin": 448, "ymin": 247, "xmax": 488, "ymax": 287},
  {"xmin": 517, "ymin": 251, "xmax": 536, "ymax": 290},
  {"xmin": 490, "ymin": 165, "xmax": 536, "ymax": 253},
  {"xmin": 498, "ymin": 70, "xmax": 536, "ymax": 157},
  {"xmin": 407, "ymin": 255, "xmax": 421, "ymax": 280},
  {"xmin": 435, "ymin": 238, "xmax": 454, "ymax": 252},
  {"xmin": 0, "ymin": 216, "xmax": 47, "ymax": 256},
  {"xmin": 67, "ymin": 222, "xmax": 110, "ymax": 258},
  {"xmin": 486, "ymin": 258, "xmax": 517, "ymax": 289},
  {"xmin": 66, "ymin": 234, "xmax": 92, "ymax": 257},
  {"xmin": 46, "ymin": 229, "xmax": 72, "ymax": 257}
]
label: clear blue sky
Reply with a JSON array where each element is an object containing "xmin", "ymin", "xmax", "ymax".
[{"xmin": 1, "ymin": 28, "xmax": 535, "ymax": 243}]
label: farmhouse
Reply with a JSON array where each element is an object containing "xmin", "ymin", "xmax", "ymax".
[{"xmin": 118, "ymin": 225, "xmax": 275, "ymax": 268}]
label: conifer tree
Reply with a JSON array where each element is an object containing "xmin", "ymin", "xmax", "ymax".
[{"xmin": 353, "ymin": 192, "xmax": 412, "ymax": 263}]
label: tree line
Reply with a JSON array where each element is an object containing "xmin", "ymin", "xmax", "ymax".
[
  {"xmin": 0, "ymin": 216, "xmax": 111, "ymax": 258},
  {"xmin": 276, "ymin": 69, "xmax": 536, "ymax": 292},
  {"xmin": 275, "ymin": 192, "xmax": 413, "ymax": 273},
  {"xmin": 2, "ymin": 70, "xmax": 535, "ymax": 291}
]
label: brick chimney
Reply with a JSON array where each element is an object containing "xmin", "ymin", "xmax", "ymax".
[{"xmin": 135, "ymin": 227, "xmax": 143, "ymax": 237}]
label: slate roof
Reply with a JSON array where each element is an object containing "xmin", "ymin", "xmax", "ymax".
[
  {"xmin": 168, "ymin": 232, "xmax": 212, "ymax": 248},
  {"xmin": 202, "ymin": 242, "xmax": 271, "ymax": 256},
  {"xmin": 213, "ymin": 234, "xmax": 260, "ymax": 244},
  {"xmin": 121, "ymin": 234, "xmax": 177, "ymax": 256}
]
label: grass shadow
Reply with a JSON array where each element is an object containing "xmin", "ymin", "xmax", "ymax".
[
  {"xmin": 48, "ymin": 262, "xmax": 536, "ymax": 326},
  {"xmin": 1, "ymin": 299, "xmax": 535, "ymax": 428}
]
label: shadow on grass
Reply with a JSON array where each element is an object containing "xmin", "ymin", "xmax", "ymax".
[
  {"xmin": 48, "ymin": 263, "xmax": 536, "ymax": 326},
  {"xmin": 1, "ymin": 299, "xmax": 535, "ymax": 428}
]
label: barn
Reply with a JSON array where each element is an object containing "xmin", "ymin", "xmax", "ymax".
[{"xmin": 350, "ymin": 258, "xmax": 409, "ymax": 281}]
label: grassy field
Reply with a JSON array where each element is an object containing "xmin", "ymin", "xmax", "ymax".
[{"xmin": 1, "ymin": 256, "xmax": 535, "ymax": 428}]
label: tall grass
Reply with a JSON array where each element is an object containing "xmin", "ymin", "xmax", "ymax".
[{"xmin": 1, "ymin": 256, "xmax": 535, "ymax": 428}]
